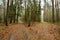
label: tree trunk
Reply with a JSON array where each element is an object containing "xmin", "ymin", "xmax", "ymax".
[
  {"xmin": 13, "ymin": 14, "xmax": 16, "ymax": 23},
  {"xmin": 5, "ymin": 0, "xmax": 9, "ymax": 26},
  {"xmin": 51, "ymin": 0, "xmax": 55, "ymax": 23},
  {"xmin": 44, "ymin": 0, "xmax": 47, "ymax": 22},
  {"xmin": 10, "ymin": 0, "xmax": 13, "ymax": 24},
  {"xmin": 3, "ymin": 0, "xmax": 5, "ymax": 23},
  {"xmin": 28, "ymin": 0, "xmax": 32, "ymax": 27},
  {"xmin": 15, "ymin": 0, "xmax": 18, "ymax": 23},
  {"xmin": 39, "ymin": 0, "xmax": 41, "ymax": 22},
  {"xmin": 55, "ymin": 0, "xmax": 59, "ymax": 22},
  {"xmin": 10, "ymin": 17, "xmax": 12, "ymax": 23}
]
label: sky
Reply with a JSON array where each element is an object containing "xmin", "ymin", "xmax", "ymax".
[
  {"xmin": 0, "ymin": 0, "xmax": 60, "ymax": 7},
  {"xmin": 41, "ymin": 0, "xmax": 44, "ymax": 8},
  {"xmin": 0, "ymin": 0, "xmax": 44, "ymax": 6},
  {"xmin": 0, "ymin": 0, "xmax": 3, "ymax": 5}
]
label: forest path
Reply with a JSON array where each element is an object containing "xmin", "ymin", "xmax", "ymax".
[{"xmin": 2, "ymin": 22, "xmax": 60, "ymax": 40}]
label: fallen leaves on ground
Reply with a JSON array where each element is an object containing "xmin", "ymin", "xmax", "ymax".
[{"xmin": 0, "ymin": 22, "xmax": 60, "ymax": 40}]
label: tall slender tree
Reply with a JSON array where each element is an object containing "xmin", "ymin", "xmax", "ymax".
[
  {"xmin": 9, "ymin": 0, "xmax": 13, "ymax": 23},
  {"xmin": 27, "ymin": 0, "xmax": 32, "ymax": 27},
  {"xmin": 51, "ymin": 0, "xmax": 55, "ymax": 22},
  {"xmin": 38, "ymin": 0, "xmax": 41, "ymax": 22},
  {"xmin": 24, "ymin": 0, "xmax": 27, "ymax": 22},
  {"xmin": 44, "ymin": 0, "xmax": 47, "ymax": 22},
  {"xmin": 5, "ymin": 0, "xmax": 9, "ymax": 26},
  {"xmin": 15, "ymin": 0, "xmax": 18, "ymax": 23},
  {"xmin": 55, "ymin": 0, "xmax": 59, "ymax": 22},
  {"xmin": 3, "ymin": 0, "xmax": 5, "ymax": 23},
  {"xmin": 13, "ymin": 0, "xmax": 16, "ymax": 23}
]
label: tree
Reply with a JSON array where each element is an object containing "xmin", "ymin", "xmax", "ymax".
[
  {"xmin": 38, "ymin": 0, "xmax": 41, "ymax": 22},
  {"xmin": 3, "ymin": 0, "xmax": 8, "ymax": 25},
  {"xmin": 55, "ymin": 0, "xmax": 59, "ymax": 22},
  {"xmin": 9, "ymin": 0, "xmax": 13, "ymax": 23},
  {"xmin": 17, "ymin": 0, "xmax": 23, "ymax": 22},
  {"xmin": 24, "ymin": 0, "xmax": 41, "ymax": 26},
  {"xmin": 31, "ymin": 0, "xmax": 41, "ymax": 22},
  {"xmin": 24, "ymin": 0, "xmax": 32, "ymax": 26},
  {"xmin": 15, "ymin": 0, "xmax": 19, "ymax": 23},
  {"xmin": 5, "ymin": 0, "xmax": 9, "ymax": 26},
  {"xmin": 51, "ymin": 0, "xmax": 55, "ymax": 22},
  {"xmin": 32, "ymin": 0, "xmax": 37, "ymax": 21},
  {"xmin": 24, "ymin": 0, "xmax": 27, "ymax": 22},
  {"xmin": 13, "ymin": 4, "xmax": 16, "ymax": 23},
  {"xmin": 44, "ymin": 0, "xmax": 47, "ymax": 22},
  {"xmin": 27, "ymin": 0, "xmax": 32, "ymax": 27},
  {"xmin": 3, "ymin": 0, "xmax": 5, "ymax": 23}
]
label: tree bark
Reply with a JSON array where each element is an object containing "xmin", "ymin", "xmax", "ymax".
[
  {"xmin": 5, "ymin": 0, "xmax": 9, "ymax": 26},
  {"xmin": 51, "ymin": 0, "xmax": 55, "ymax": 23},
  {"xmin": 44, "ymin": 0, "xmax": 46, "ymax": 22},
  {"xmin": 10, "ymin": 0, "xmax": 13, "ymax": 24},
  {"xmin": 15, "ymin": 0, "xmax": 18, "ymax": 23},
  {"xmin": 3, "ymin": 0, "xmax": 5, "ymax": 23},
  {"xmin": 55, "ymin": 0, "xmax": 59, "ymax": 22}
]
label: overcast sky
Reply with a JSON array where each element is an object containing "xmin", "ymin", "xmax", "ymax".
[
  {"xmin": 0, "ymin": 0, "xmax": 44, "ymax": 6},
  {"xmin": 0, "ymin": 0, "xmax": 3, "ymax": 5},
  {"xmin": 0, "ymin": 0, "xmax": 60, "ymax": 7}
]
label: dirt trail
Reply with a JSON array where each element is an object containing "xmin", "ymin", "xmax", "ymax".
[{"xmin": 2, "ymin": 22, "xmax": 60, "ymax": 40}]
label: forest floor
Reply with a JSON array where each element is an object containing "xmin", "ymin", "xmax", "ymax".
[{"xmin": 0, "ymin": 22, "xmax": 60, "ymax": 40}]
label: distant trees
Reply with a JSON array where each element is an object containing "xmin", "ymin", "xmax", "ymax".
[
  {"xmin": 24, "ymin": 0, "xmax": 31, "ymax": 26},
  {"xmin": 1, "ymin": 0, "xmax": 60, "ymax": 26},
  {"xmin": 31, "ymin": 0, "xmax": 41, "ymax": 22},
  {"xmin": 15, "ymin": 0, "xmax": 23, "ymax": 23},
  {"xmin": 2, "ymin": 0, "xmax": 22, "ymax": 25},
  {"xmin": 13, "ymin": 0, "xmax": 16, "ymax": 23},
  {"xmin": 24, "ymin": 0, "xmax": 41, "ymax": 26},
  {"xmin": 44, "ymin": 0, "xmax": 60, "ymax": 22}
]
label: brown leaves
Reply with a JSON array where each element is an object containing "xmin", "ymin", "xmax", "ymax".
[{"xmin": 0, "ymin": 22, "xmax": 60, "ymax": 40}]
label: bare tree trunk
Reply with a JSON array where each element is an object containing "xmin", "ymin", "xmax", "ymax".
[
  {"xmin": 28, "ymin": 0, "xmax": 31, "ymax": 27},
  {"xmin": 55, "ymin": 0, "xmax": 59, "ymax": 22},
  {"xmin": 13, "ymin": 13, "xmax": 16, "ymax": 23},
  {"xmin": 6, "ymin": 0, "xmax": 9, "ymax": 26},
  {"xmin": 40, "ymin": 0, "xmax": 44, "ymax": 22},
  {"xmin": 3, "ymin": 0, "xmax": 5, "ymax": 23},
  {"xmin": 5, "ymin": 0, "xmax": 9, "ymax": 26},
  {"xmin": 44, "ymin": 0, "xmax": 47, "ymax": 22},
  {"xmin": 10, "ymin": 0, "xmax": 13, "ymax": 24},
  {"xmin": 13, "ymin": 0, "xmax": 16, "ymax": 23},
  {"xmin": 10, "ymin": 17, "xmax": 12, "ymax": 23},
  {"xmin": 24, "ymin": 0, "xmax": 27, "ymax": 22},
  {"xmin": 38, "ymin": 0, "xmax": 41, "ymax": 22},
  {"xmin": 15, "ymin": 0, "xmax": 18, "ymax": 23},
  {"xmin": 51, "ymin": 0, "xmax": 55, "ymax": 23},
  {"xmin": 41, "ymin": 0, "xmax": 44, "ymax": 22}
]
